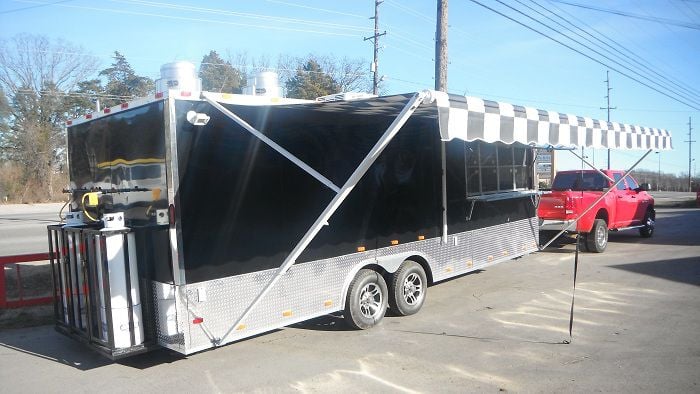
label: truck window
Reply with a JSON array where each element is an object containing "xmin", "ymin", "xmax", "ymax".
[
  {"xmin": 626, "ymin": 177, "xmax": 639, "ymax": 190},
  {"xmin": 552, "ymin": 172, "xmax": 608, "ymax": 191},
  {"xmin": 613, "ymin": 173, "xmax": 627, "ymax": 190}
]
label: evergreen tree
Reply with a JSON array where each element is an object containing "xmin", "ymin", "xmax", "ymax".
[
  {"xmin": 199, "ymin": 50, "xmax": 245, "ymax": 93},
  {"xmin": 98, "ymin": 51, "xmax": 154, "ymax": 107},
  {"xmin": 285, "ymin": 59, "xmax": 339, "ymax": 99}
]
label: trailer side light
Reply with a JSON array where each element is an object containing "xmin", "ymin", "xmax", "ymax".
[
  {"xmin": 390, "ymin": 240, "xmax": 399, "ymax": 245},
  {"xmin": 121, "ymin": 103, "xmax": 129, "ymax": 109},
  {"xmin": 236, "ymin": 324, "xmax": 246, "ymax": 331},
  {"xmin": 502, "ymin": 251, "xmax": 508, "ymax": 256},
  {"xmin": 192, "ymin": 317, "xmax": 204, "ymax": 324},
  {"xmin": 445, "ymin": 266, "xmax": 453, "ymax": 273},
  {"xmin": 467, "ymin": 260, "xmax": 473, "ymax": 267},
  {"xmin": 181, "ymin": 91, "xmax": 191, "ymax": 97},
  {"xmin": 67, "ymin": 120, "xmax": 73, "ymax": 125},
  {"xmin": 488, "ymin": 256, "xmax": 494, "ymax": 262},
  {"xmin": 222, "ymin": 93, "xmax": 232, "ymax": 100},
  {"xmin": 324, "ymin": 300, "xmax": 333, "ymax": 307},
  {"xmin": 417, "ymin": 235, "xmax": 425, "ymax": 240},
  {"xmin": 85, "ymin": 114, "xmax": 92, "ymax": 119},
  {"xmin": 356, "ymin": 246, "xmax": 366, "ymax": 252},
  {"xmin": 104, "ymin": 108, "xmax": 111, "ymax": 114},
  {"xmin": 155, "ymin": 92, "xmax": 164, "ymax": 99},
  {"xmin": 282, "ymin": 310, "xmax": 293, "ymax": 317}
]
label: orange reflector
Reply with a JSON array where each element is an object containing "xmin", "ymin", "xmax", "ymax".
[
  {"xmin": 445, "ymin": 266, "xmax": 453, "ymax": 273},
  {"xmin": 236, "ymin": 324, "xmax": 246, "ymax": 331},
  {"xmin": 417, "ymin": 235, "xmax": 425, "ymax": 240},
  {"xmin": 488, "ymin": 256, "xmax": 494, "ymax": 262},
  {"xmin": 155, "ymin": 92, "xmax": 164, "ymax": 99},
  {"xmin": 357, "ymin": 246, "xmax": 366, "ymax": 252},
  {"xmin": 192, "ymin": 317, "xmax": 204, "ymax": 324},
  {"xmin": 390, "ymin": 240, "xmax": 399, "ymax": 245},
  {"xmin": 502, "ymin": 251, "xmax": 508, "ymax": 256},
  {"xmin": 222, "ymin": 93, "xmax": 232, "ymax": 99},
  {"xmin": 121, "ymin": 103, "xmax": 129, "ymax": 109},
  {"xmin": 282, "ymin": 310, "xmax": 293, "ymax": 317},
  {"xmin": 467, "ymin": 260, "xmax": 473, "ymax": 267},
  {"xmin": 324, "ymin": 300, "xmax": 333, "ymax": 307},
  {"xmin": 104, "ymin": 108, "xmax": 111, "ymax": 114}
]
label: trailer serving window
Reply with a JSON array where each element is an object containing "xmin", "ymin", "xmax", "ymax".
[{"xmin": 465, "ymin": 141, "xmax": 533, "ymax": 195}]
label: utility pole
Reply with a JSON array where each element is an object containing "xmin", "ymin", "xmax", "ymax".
[
  {"xmin": 600, "ymin": 70, "xmax": 616, "ymax": 170},
  {"xmin": 365, "ymin": 0, "xmax": 386, "ymax": 95},
  {"xmin": 685, "ymin": 117, "xmax": 695, "ymax": 191},
  {"xmin": 435, "ymin": 0, "xmax": 448, "ymax": 91}
]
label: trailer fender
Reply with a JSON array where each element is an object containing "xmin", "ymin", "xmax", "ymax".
[{"xmin": 339, "ymin": 251, "xmax": 432, "ymax": 307}]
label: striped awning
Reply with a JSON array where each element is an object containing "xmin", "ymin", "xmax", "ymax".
[{"xmin": 435, "ymin": 93, "xmax": 673, "ymax": 150}]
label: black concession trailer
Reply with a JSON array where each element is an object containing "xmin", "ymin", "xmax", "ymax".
[{"xmin": 48, "ymin": 74, "xmax": 672, "ymax": 358}]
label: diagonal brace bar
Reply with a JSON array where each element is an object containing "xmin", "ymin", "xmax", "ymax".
[
  {"xmin": 217, "ymin": 91, "xmax": 432, "ymax": 344},
  {"xmin": 201, "ymin": 93, "xmax": 341, "ymax": 193}
]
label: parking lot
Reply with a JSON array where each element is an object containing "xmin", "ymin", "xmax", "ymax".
[{"xmin": 0, "ymin": 207, "xmax": 698, "ymax": 393}]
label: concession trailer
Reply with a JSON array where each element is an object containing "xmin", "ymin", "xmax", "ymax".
[{"xmin": 47, "ymin": 63, "xmax": 672, "ymax": 358}]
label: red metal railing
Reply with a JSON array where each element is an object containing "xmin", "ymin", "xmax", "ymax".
[{"xmin": 0, "ymin": 252, "xmax": 54, "ymax": 308}]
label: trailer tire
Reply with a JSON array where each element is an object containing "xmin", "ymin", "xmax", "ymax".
[
  {"xmin": 585, "ymin": 219, "xmax": 608, "ymax": 253},
  {"xmin": 639, "ymin": 209, "xmax": 655, "ymax": 238},
  {"xmin": 344, "ymin": 269, "xmax": 388, "ymax": 330},
  {"xmin": 389, "ymin": 260, "xmax": 427, "ymax": 316}
]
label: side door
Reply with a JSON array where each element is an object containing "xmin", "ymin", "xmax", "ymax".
[
  {"xmin": 613, "ymin": 172, "xmax": 636, "ymax": 227},
  {"xmin": 623, "ymin": 176, "xmax": 651, "ymax": 225}
]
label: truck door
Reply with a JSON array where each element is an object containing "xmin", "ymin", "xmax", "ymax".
[{"xmin": 613, "ymin": 172, "xmax": 636, "ymax": 227}]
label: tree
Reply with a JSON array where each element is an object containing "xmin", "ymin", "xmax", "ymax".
[
  {"xmin": 199, "ymin": 50, "xmax": 245, "ymax": 93},
  {"xmin": 0, "ymin": 34, "xmax": 98, "ymax": 201},
  {"xmin": 98, "ymin": 51, "xmax": 154, "ymax": 108},
  {"xmin": 285, "ymin": 59, "xmax": 339, "ymax": 99}
]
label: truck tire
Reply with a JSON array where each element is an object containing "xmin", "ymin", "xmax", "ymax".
[
  {"xmin": 585, "ymin": 219, "xmax": 608, "ymax": 253},
  {"xmin": 389, "ymin": 260, "xmax": 427, "ymax": 316},
  {"xmin": 344, "ymin": 269, "xmax": 388, "ymax": 329},
  {"xmin": 639, "ymin": 210, "xmax": 655, "ymax": 238}
]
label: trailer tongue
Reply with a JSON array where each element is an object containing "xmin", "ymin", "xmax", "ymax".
[{"xmin": 48, "ymin": 63, "xmax": 672, "ymax": 358}]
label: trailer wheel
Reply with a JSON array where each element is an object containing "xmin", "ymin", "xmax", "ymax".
[
  {"xmin": 639, "ymin": 210, "xmax": 655, "ymax": 238},
  {"xmin": 344, "ymin": 269, "xmax": 388, "ymax": 329},
  {"xmin": 389, "ymin": 260, "xmax": 427, "ymax": 316},
  {"xmin": 585, "ymin": 219, "xmax": 608, "ymax": 253}
]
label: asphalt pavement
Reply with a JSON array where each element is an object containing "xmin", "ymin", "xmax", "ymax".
[{"xmin": 0, "ymin": 206, "xmax": 698, "ymax": 393}]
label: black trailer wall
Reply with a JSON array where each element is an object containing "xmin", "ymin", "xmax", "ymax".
[{"xmin": 174, "ymin": 99, "xmax": 442, "ymax": 284}]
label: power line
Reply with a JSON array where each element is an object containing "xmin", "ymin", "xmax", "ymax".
[
  {"xmin": 466, "ymin": 0, "xmax": 700, "ymax": 111},
  {"xmin": 529, "ymin": 0, "xmax": 700, "ymax": 100},
  {"xmin": 499, "ymin": 0, "xmax": 700, "ymax": 107},
  {"xmin": 549, "ymin": 0, "xmax": 700, "ymax": 30}
]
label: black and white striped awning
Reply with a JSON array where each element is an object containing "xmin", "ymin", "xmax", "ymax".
[{"xmin": 435, "ymin": 93, "xmax": 673, "ymax": 150}]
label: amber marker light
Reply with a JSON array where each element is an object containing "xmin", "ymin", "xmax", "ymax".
[{"xmin": 390, "ymin": 240, "xmax": 399, "ymax": 245}]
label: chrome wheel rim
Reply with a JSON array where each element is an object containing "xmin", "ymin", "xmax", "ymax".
[
  {"xmin": 359, "ymin": 283, "xmax": 382, "ymax": 318},
  {"xmin": 596, "ymin": 224, "xmax": 607, "ymax": 248},
  {"xmin": 402, "ymin": 273, "xmax": 423, "ymax": 305}
]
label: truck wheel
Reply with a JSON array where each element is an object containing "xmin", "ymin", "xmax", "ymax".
[
  {"xmin": 639, "ymin": 210, "xmax": 655, "ymax": 238},
  {"xmin": 585, "ymin": 219, "xmax": 608, "ymax": 253},
  {"xmin": 389, "ymin": 260, "xmax": 427, "ymax": 316},
  {"xmin": 344, "ymin": 269, "xmax": 388, "ymax": 329}
]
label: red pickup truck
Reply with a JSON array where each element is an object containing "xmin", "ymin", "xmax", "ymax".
[{"xmin": 538, "ymin": 170, "xmax": 655, "ymax": 253}]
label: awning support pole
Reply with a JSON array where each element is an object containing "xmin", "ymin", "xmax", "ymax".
[
  {"xmin": 201, "ymin": 93, "xmax": 341, "ymax": 193},
  {"xmin": 216, "ymin": 91, "xmax": 432, "ymax": 345},
  {"xmin": 539, "ymin": 148, "xmax": 653, "ymax": 250},
  {"xmin": 567, "ymin": 149, "xmax": 615, "ymax": 183}
]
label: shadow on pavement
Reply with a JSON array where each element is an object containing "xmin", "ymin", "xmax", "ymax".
[
  {"xmin": 609, "ymin": 256, "xmax": 700, "ymax": 287},
  {"xmin": 0, "ymin": 325, "xmax": 185, "ymax": 370}
]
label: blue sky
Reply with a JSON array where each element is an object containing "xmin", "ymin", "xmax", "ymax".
[{"xmin": 1, "ymin": 0, "xmax": 699, "ymax": 176}]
